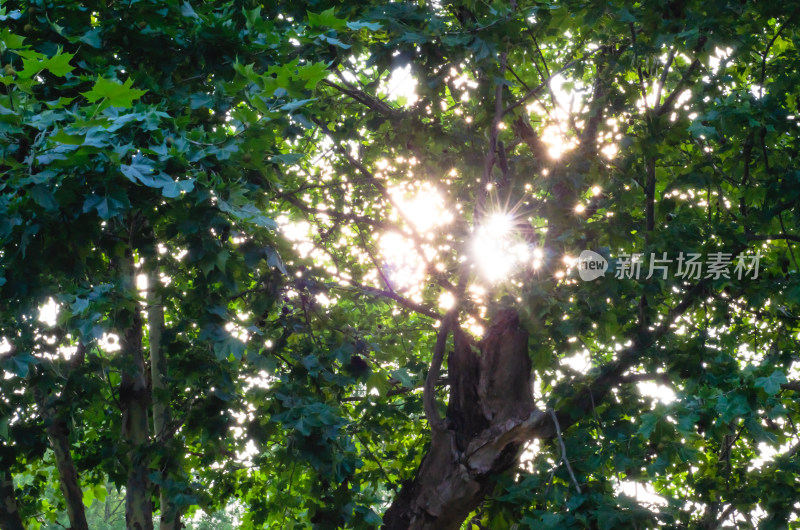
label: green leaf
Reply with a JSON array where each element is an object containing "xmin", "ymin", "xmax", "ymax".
[
  {"xmin": 120, "ymin": 154, "xmax": 155, "ymax": 182},
  {"xmin": 19, "ymin": 51, "xmax": 75, "ymax": 79},
  {"xmin": 8, "ymin": 353, "xmax": 36, "ymax": 378},
  {"xmin": 716, "ymin": 393, "xmax": 751, "ymax": 421},
  {"xmin": 688, "ymin": 121, "xmax": 716, "ymax": 139},
  {"xmin": 218, "ymin": 201, "xmax": 277, "ymax": 229},
  {"xmin": 50, "ymin": 129, "xmax": 84, "ymax": 145},
  {"xmin": 213, "ymin": 336, "xmax": 245, "ymax": 361},
  {"xmin": 71, "ymin": 297, "xmax": 89, "ymax": 315},
  {"xmin": 120, "ymin": 154, "xmax": 172, "ymax": 190},
  {"xmin": 29, "ymin": 185, "xmax": 59, "ymax": 211},
  {"xmin": 190, "ymin": 92, "xmax": 213, "ymax": 109},
  {"xmin": 180, "ymin": 1, "xmax": 199, "ymax": 19},
  {"xmin": 307, "ymin": 8, "xmax": 347, "ymax": 30},
  {"xmin": 0, "ymin": 28, "xmax": 25, "ymax": 50},
  {"xmin": 755, "ymin": 370, "xmax": 788, "ymax": 395},
  {"xmin": 280, "ymin": 98, "xmax": 315, "ymax": 112},
  {"xmin": 159, "ymin": 179, "xmax": 195, "ymax": 199},
  {"xmin": 82, "ymin": 76, "xmax": 147, "ymax": 108},
  {"xmin": 79, "ymin": 28, "xmax": 102, "ymax": 48},
  {"xmin": 265, "ymin": 246, "xmax": 287, "ymax": 274},
  {"xmin": 43, "ymin": 51, "xmax": 75, "ymax": 76},
  {"xmin": 270, "ymin": 153, "xmax": 305, "ymax": 165},
  {"xmin": 82, "ymin": 193, "xmax": 127, "ymax": 219},
  {"xmin": 318, "ymin": 34, "xmax": 351, "ymax": 49},
  {"xmin": 297, "ymin": 62, "xmax": 329, "ymax": 89},
  {"xmin": 390, "ymin": 368, "xmax": 414, "ymax": 388},
  {"xmin": 0, "ymin": 10, "xmax": 21, "ymax": 22},
  {"xmin": 82, "ymin": 487, "xmax": 94, "ymax": 508},
  {"xmin": 637, "ymin": 412, "xmax": 659, "ymax": 439},
  {"xmin": 92, "ymin": 484, "xmax": 107, "ymax": 503},
  {"xmin": 294, "ymin": 417, "xmax": 311, "ymax": 436}
]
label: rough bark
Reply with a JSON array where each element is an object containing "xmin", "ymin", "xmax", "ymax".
[
  {"xmin": 120, "ymin": 253, "xmax": 154, "ymax": 530},
  {"xmin": 383, "ymin": 310, "xmax": 542, "ymax": 529},
  {"xmin": 0, "ymin": 471, "xmax": 24, "ymax": 530}
]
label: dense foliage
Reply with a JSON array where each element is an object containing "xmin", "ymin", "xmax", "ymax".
[{"xmin": 1, "ymin": 0, "xmax": 799, "ymax": 528}]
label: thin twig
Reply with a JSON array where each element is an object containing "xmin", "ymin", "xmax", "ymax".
[
  {"xmin": 354, "ymin": 432, "xmax": 396, "ymax": 491},
  {"xmin": 778, "ymin": 213, "xmax": 800, "ymax": 272},
  {"xmin": 713, "ymin": 503, "xmax": 737, "ymax": 530},
  {"xmin": 503, "ymin": 52, "xmax": 599, "ymax": 116},
  {"xmin": 630, "ymin": 24, "xmax": 650, "ymax": 110},
  {"xmin": 323, "ymin": 78, "xmax": 401, "ymax": 117},
  {"xmin": 549, "ymin": 409, "xmax": 581, "ymax": 493},
  {"xmin": 309, "ymin": 116, "xmax": 440, "ymax": 271},
  {"xmin": 543, "ymin": 467, "xmax": 556, "ymax": 498},
  {"xmin": 655, "ymin": 37, "xmax": 707, "ymax": 117},
  {"xmin": 760, "ymin": 19, "xmax": 789, "ymax": 98},
  {"xmin": 654, "ymin": 47, "xmax": 676, "ymax": 110}
]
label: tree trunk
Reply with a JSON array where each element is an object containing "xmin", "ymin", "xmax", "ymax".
[
  {"xmin": 148, "ymin": 268, "xmax": 181, "ymax": 530},
  {"xmin": 0, "ymin": 471, "xmax": 24, "ymax": 530},
  {"xmin": 383, "ymin": 287, "xmax": 698, "ymax": 528},
  {"xmin": 120, "ymin": 252, "xmax": 154, "ymax": 530},
  {"xmin": 36, "ymin": 345, "xmax": 89, "ymax": 530},
  {"xmin": 45, "ymin": 414, "xmax": 89, "ymax": 530},
  {"xmin": 383, "ymin": 310, "xmax": 545, "ymax": 529}
]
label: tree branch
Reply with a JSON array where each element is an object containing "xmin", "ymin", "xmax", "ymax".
[
  {"xmin": 281, "ymin": 192, "xmax": 392, "ymax": 232},
  {"xmin": 341, "ymin": 377, "xmax": 449, "ymax": 402},
  {"xmin": 475, "ymin": 53, "xmax": 506, "ymax": 222},
  {"xmin": 782, "ymin": 381, "xmax": 800, "ymax": 392},
  {"xmin": 656, "ymin": 37, "xmax": 707, "ymax": 116},
  {"xmin": 339, "ymin": 282, "xmax": 441, "ymax": 320},
  {"xmin": 424, "ymin": 312, "xmax": 456, "ymax": 433},
  {"xmin": 618, "ymin": 372, "xmax": 672, "ymax": 385},
  {"xmin": 322, "ymin": 78, "xmax": 402, "ymax": 118},
  {"xmin": 654, "ymin": 47, "xmax": 676, "ymax": 108},
  {"xmin": 746, "ymin": 233, "xmax": 800, "ymax": 243},
  {"xmin": 630, "ymin": 24, "xmax": 650, "ymax": 110},
  {"xmin": 579, "ymin": 48, "xmax": 608, "ymax": 151},
  {"xmin": 760, "ymin": 19, "xmax": 789, "ymax": 98}
]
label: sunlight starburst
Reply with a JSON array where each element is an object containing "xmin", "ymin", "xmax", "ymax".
[{"xmin": 472, "ymin": 212, "xmax": 535, "ymax": 282}]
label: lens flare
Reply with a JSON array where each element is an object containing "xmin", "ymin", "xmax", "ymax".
[{"xmin": 472, "ymin": 213, "xmax": 533, "ymax": 282}]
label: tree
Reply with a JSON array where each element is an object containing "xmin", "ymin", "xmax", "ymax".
[{"xmin": 1, "ymin": 0, "xmax": 799, "ymax": 528}]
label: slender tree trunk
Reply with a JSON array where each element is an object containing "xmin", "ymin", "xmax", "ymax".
[
  {"xmin": 44, "ymin": 414, "xmax": 89, "ymax": 529},
  {"xmin": 0, "ymin": 471, "xmax": 24, "ymax": 530},
  {"xmin": 120, "ymin": 252, "xmax": 154, "ymax": 530},
  {"xmin": 148, "ymin": 268, "xmax": 181, "ymax": 530},
  {"xmin": 383, "ymin": 310, "xmax": 545, "ymax": 529},
  {"xmin": 149, "ymin": 269, "xmax": 168, "ymax": 442},
  {"xmin": 36, "ymin": 345, "xmax": 89, "ymax": 530}
]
